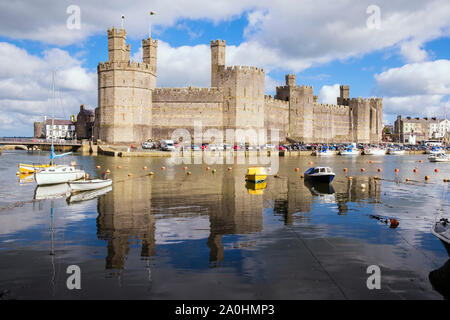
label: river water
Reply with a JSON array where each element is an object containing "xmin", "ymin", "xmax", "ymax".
[{"xmin": 0, "ymin": 150, "xmax": 449, "ymax": 299}]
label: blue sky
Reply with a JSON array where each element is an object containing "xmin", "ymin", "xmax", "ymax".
[{"xmin": 0, "ymin": 0, "xmax": 449, "ymax": 136}]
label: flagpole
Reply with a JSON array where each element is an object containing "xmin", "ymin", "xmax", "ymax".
[
  {"xmin": 121, "ymin": 15, "xmax": 124, "ymax": 29},
  {"xmin": 149, "ymin": 11, "xmax": 156, "ymax": 38}
]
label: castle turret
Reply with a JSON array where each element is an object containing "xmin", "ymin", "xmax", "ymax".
[
  {"xmin": 108, "ymin": 28, "xmax": 130, "ymax": 62},
  {"xmin": 285, "ymin": 74, "xmax": 296, "ymax": 87},
  {"xmin": 142, "ymin": 38, "xmax": 158, "ymax": 75},
  {"xmin": 211, "ymin": 40, "xmax": 226, "ymax": 87},
  {"xmin": 97, "ymin": 28, "xmax": 155, "ymax": 144},
  {"xmin": 337, "ymin": 85, "xmax": 350, "ymax": 105}
]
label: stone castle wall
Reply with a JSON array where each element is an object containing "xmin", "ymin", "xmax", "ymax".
[{"xmin": 96, "ymin": 28, "xmax": 383, "ymax": 145}]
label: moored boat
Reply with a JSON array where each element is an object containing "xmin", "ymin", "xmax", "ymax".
[
  {"xmin": 314, "ymin": 146, "xmax": 336, "ymax": 156},
  {"xmin": 245, "ymin": 167, "xmax": 267, "ymax": 183},
  {"xmin": 363, "ymin": 147, "xmax": 386, "ymax": 155},
  {"xmin": 35, "ymin": 164, "xmax": 85, "ymax": 186},
  {"xmin": 426, "ymin": 146, "xmax": 444, "ymax": 154},
  {"xmin": 339, "ymin": 145, "xmax": 360, "ymax": 156},
  {"xmin": 387, "ymin": 148, "xmax": 405, "ymax": 155},
  {"xmin": 304, "ymin": 166, "xmax": 335, "ymax": 183},
  {"xmin": 69, "ymin": 178, "xmax": 112, "ymax": 192},
  {"xmin": 431, "ymin": 218, "xmax": 450, "ymax": 256},
  {"xmin": 19, "ymin": 163, "xmax": 51, "ymax": 174},
  {"xmin": 428, "ymin": 153, "xmax": 450, "ymax": 162}
]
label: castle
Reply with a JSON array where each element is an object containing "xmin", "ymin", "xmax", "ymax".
[{"xmin": 95, "ymin": 28, "xmax": 383, "ymax": 144}]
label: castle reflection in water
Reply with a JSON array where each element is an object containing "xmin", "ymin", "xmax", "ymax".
[{"xmin": 94, "ymin": 158, "xmax": 381, "ymax": 271}]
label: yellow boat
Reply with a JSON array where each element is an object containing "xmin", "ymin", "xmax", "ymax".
[
  {"xmin": 18, "ymin": 163, "xmax": 51, "ymax": 174},
  {"xmin": 245, "ymin": 167, "xmax": 267, "ymax": 183}
]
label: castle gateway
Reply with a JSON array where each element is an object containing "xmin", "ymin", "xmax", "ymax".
[{"xmin": 96, "ymin": 28, "xmax": 383, "ymax": 144}]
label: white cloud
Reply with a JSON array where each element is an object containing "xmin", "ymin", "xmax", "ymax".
[
  {"xmin": 319, "ymin": 84, "xmax": 340, "ymax": 104},
  {"xmin": 374, "ymin": 59, "xmax": 450, "ymax": 118},
  {"xmin": 0, "ymin": 42, "xmax": 96, "ymax": 136}
]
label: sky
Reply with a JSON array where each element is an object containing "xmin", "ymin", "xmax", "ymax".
[{"xmin": 0, "ymin": 0, "xmax": 449, "ymax": 137}]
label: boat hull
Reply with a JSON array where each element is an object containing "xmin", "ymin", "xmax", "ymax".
[
  {"xmin": 19, "ymin": 163, "xmax": 51, "ymax": 174},
  {"xmin": 339, "ymin": 151, "xmax": 359, "ymax": 156},
  {"xmin": 364, "ymin": 149, "xmax": 386, "ymax": 155},
  {"xmin": 35, "ymin": 168, "xmax": 85, "ymax": 186},
  {"xmin": 69, "ymin": 179, "xmax": 112, "ymax": 192},
  {"xmin": 305, "ymin": 174, "xmax": 335, "ymax": 183}
]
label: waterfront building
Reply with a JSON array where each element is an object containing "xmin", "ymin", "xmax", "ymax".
[
  {"xmin": 394, "ymin": 115, "xmax": 446, "ymax": 143},
  {"xmin": 44, "ymin": 118, "xmax": 76, "ymax": 140},
  {"xmin": 76, "ymin": 104, "xmax": 95, "ymax": 140}
]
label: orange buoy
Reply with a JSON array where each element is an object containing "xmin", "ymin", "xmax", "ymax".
[
  {"xmin": 206, "ymin": 167, "xmax": 210, "ymax": 171},
  {"xmin": 161, "ymin": 166, "xmax": 166, "ymax": 170},
  {"xmin": 395, "ymin": 168, "xmax": 399, "ymax": 173},
  {"xmin": 308, "ymin": 161, "xmax": 313, "ymax": 165},
  {"xmin": 419, "ymin": 160, "xmax": 423, "ymax": 163},
  {"xmin": 143, "ymin": 166, "xmax": 147, "ymax": 170},
  {"xmin": 369, "ymin": 160, "xmax": 374, "ymax": 164},
  {"xmin": 406, "ymin": 178, "xmax": 410, "ymax": 182},
  {"xmin": 295, "ymin": 168, "xmax": 299, "ymax": 172},
  {"xmin": 389, "ymin": 218, "xmax": 399, "ymax": 228},
  {"xmin": 343, "ymin": 168, "xmax": 348, "ymax": 172},
  {"xmin": 373, "ymin": 176, "xmax": 378, "ymax": 180},
  {"xmin": 377, "ymin": 168, "xmax": 382, "ymax": 172},
  {"xmin": 413, "ymin": 168, "xmax": 418, "ymax": 173},
  {"xmin": 183, "ymin": 166, "xmax": 187, "ymax": 171},
  {"xmin": 361, "ymin": 168, "xmax": 365, "ymax": 172},
  {"xmin": 96, "ymin": 165, "xmax": 101, "ymax": 169},
  {"xmin": 117, "ymin": 165, "xmax": 121, "ymax": 169},
  {"xmin": 425, "ymin": 175, "xmax": 430, "ymax": 180},
  {"xmin": 435, "ymin": 169, "xmax": 439, "ymax": 173},
  {"xmin": 228, "ymin": 167, "xmax": 232, "ymax": 171}
]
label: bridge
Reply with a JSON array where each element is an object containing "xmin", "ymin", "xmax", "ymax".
[{"xmin": 0, "ymin": 138, "xmax": 83, "ymax": 151}]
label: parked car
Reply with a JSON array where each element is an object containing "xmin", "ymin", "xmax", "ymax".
[
  {"xmin": 160, "ymin": 140, "xmax": 175, "ymax": 151},
  {"xmin": 278, "ymin": 145, "xmax": 287, "ymax": 151},
  {"xmin": 191, "ymin": 144, "xmax": 201, "ymax": 151},
  {"xmin": 142, "ymin": 139, "xmax": 154, "ymax": 149}
]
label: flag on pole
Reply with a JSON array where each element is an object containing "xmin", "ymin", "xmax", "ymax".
[{"xmin": 150, "ymin": 11, "xmax": 156, "ymax": 15}]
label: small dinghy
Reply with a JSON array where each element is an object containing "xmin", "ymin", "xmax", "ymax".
[
  {"xmin": 431, "ymin": 218, "xmax": 450, "ymax": 256},
  {"xmin": 69, "ymin": 179, "xmax": 112, "ymax": 192},
  {"xmin": 304, "ymin": 166, "xmax": 335, "ymax": 183}
]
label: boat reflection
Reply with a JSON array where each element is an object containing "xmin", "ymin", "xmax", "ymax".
[
  {"xmin": 429, "ymin": 258, "xmax": 450, "ymax": 299},
  {"xmin": 34, "ymin": 183, "xmax": 71, "ymax": 201},
  {"xmin": 67, "ymin": 186, "xmax": 112, "ymax": 204}
]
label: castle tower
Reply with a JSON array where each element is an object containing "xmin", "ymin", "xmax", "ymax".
[
  {"xmin": 108, "ymin": 28, "xmax": 130, "ymax": 62},
  {"xmin": 97, "ymin": 28, "xmax": 155, "ymax": 144},
  {"xmin": 211, "ymin": 40, "xmax": 226, "ymax": 87},
  {"xmin": 142, "ymin": 38, "xmax": 158, "ymax": 87},
  {"xmin": 337, "ymin": 85, "xmax": 350, "ymax": 105},
  {"xmin": 286, "ymin": 74, "xmax": 296, "ymax": 87}
]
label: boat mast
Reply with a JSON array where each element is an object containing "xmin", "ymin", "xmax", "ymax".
[{"xmin": 51, "ymin": 71, "xmax": 55, "ymax": 166}]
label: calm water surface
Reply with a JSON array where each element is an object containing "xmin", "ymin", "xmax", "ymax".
[{"xmin": 0, "ymin": 150, "xmax": 449, "ymax": 299}]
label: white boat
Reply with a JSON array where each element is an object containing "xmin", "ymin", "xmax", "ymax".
[
  {"xmin": 68, "ymin": 186, "xmax": 112, "ymax": 203},
  {"xmin": 69, "ymin": 179, "xmax": 112, "ymax": 192},
  {"xmin": 35, "ymin": 165, "xmax": 85, "ymax": 186},
  {"xmin": 339, "ymin": 143, "xmax": 359, "ymax": 155},
  {"xmin": 363, "ymin": 147, "xmax": 386, "ymax": 155},
  {"xmin": 387, "ymin": 148, "xmax": 405, "ymax": 155},
  {"xmin": 304, "ymin": 166, "xmax": 335, "ymax": 183},
  {"xmin": 426, "ymin": 147, "xmax": 444, "ymax": 154},
  {"xmin": 428, "ymin": 153, "xmax": 450, "ymax": 162},
  {"xmin": 431, "ymin": 218, "xmax": 450, "ymax": 255},
  {"xmin": 34, "ymin": 183, "xmax": 71, "ymax": 200},
  {"xmin": 314, "ymin": 147, "xmax": 336, "ymax": 156}
]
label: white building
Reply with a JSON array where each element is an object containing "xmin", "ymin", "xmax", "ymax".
[
  {"xmin": 436, "ymin": 118, "xmax": 450, "ymax": 138},
  {"xmin": 44, "ymin": 118, "xmax": 76, "ymax": 140}
]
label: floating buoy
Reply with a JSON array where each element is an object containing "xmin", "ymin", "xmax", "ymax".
[
  {"xmin": 143, "ymin": 166, "xmax": 147, "ymax": 170},
  {"xmin": 373, "ymin": 176, "xmax": 379, "ymax": 180},
  {"xmin": 361, "ymin": 168, "xmax": 365, "ymax": 172},
  {"xmin": 212, "ymin": 169, "xmax": 216, "ymax": 173},
  {"xmin": 117, "ymin": 165, "xmax": 121, "ymax": 169},
  {"xmin": 435, "ymin": 169, "xmax": 439, "ymax": 173},
  {"xmin": 308, "ymin": 161, "xmax": 313, "ymax": 165},
  {"xmin": 183, "ymin": 166, "xmax": 187, "ymax": 171},
  {"xmin": 161, "ymin": 166, "xmax": 166, "ymax": 170},
  {"xmin": 187, "ymin": 171, "xmax": 192, "ymax": 175},
  {"xmin": 348, "ymin": 176, "xmax": 353, "ymax": 180},
  {"xmin": 419, "ymin": 160, "xmax": 423, "ymax": 163},
  {"xmin": 343, "ymin": 168, "xmax": 348, "ymax": 172},
  {"xmin": 295, "ymin": 168, "xmax": 299, "ymax": 172},
  {"xmin": 206, "ymin": 167, "xmax": 210, "ymax": 171},
  {"xmin": 389, "ymin": 218, "xmax": 399, "ymax": 228},
  {"xmin": 369, "ymin": 160, "xmax": 374, "ymax": 164},
  {"xmin": 395, "ymin": 168, "xmax": 399, "ymax": 173},
  {"xmin": 149, "ymin": 171, "xmax": 154, "ymax": 175},
  {"xmin": 96, "ymin": 165, "xmax": 101, "ymax": 169},
  {"xmin": 228, "ymin": 167, "xmax": 232, "ymax": 171},
  {"xmin": 413, "ymin": 168, "xmax": 418, "ymax": 173},
  {"xmin": 406, "ymin": 178, "xmax": 410, "ymax": 182},
  {"xmin": 106, "ymin": 169, "xmax": 111, "ymax": 174},
  {"xmin": 425, "ymin": 175, "xmax": 430, "ymax": 180},
  {"xmin": 444, "ymin": 178, "xmax": 449, "ymax": 182},
  {"xmin": 300, "ymin": 174, "xmax": 304, "ymax": 179},
  {"xmin": 377, "ymin": 168, "xmax": 382, "ymax": 172}
]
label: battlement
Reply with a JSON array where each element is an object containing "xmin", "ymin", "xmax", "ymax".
[
  {"xmin": 313, "ymin": 102, "xmax": 349, "ymax": 111},
  {"xmin": 264, "ymin": 95, "xmax": 289, "ymax": 106},
  {"xmin": 107, "ymin": 27, "xmax": 126, "ymax": 38},
  {"xmin": 142, "ymin": 38, "xmax": 158, "ymax": 46},
  {"xmin": 211, "ymin": 39, "xmax": 226, "ymax": 46},
  {"xmin": 222, "ymin": 65, "xmax": 265, "ymax": 75},
  {"xmin": 348, "ymin": 97, "xmax": 383, "ymax": 104},
  {"xmin": 97, "ymin": 61, "xmax": 155, "ymax": 74}
]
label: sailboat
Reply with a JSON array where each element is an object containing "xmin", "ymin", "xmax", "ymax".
[{"xmin": 34, "ymin": 71, "xmax": 85, "ymax": 186}]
